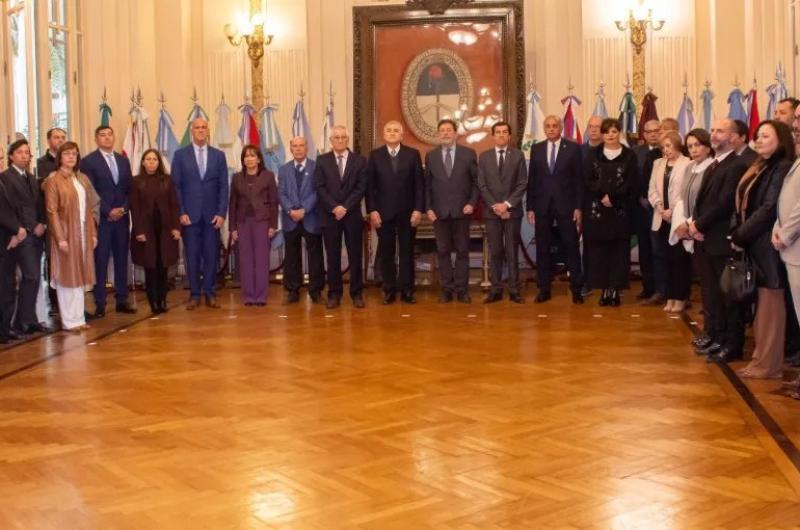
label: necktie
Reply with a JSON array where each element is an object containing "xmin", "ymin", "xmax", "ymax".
[
  {"xmin": 337, "ymin": 155, "xmax": 345, "ymax": 180},
  {"xmin": 498, "ymin": 149, "xmax": 505, "ymax": 175},
  {"xmin": 390, "ymin": 148, "xmax": 399, "ymax": 174},
  {"xmin": 295, "ymin": 164, "xmax": 304, "ymax": 194},
  {"xmin": 198, "ymin": 148, "xmax": 206, "ymax": 179},
  {"xmin": 445, "ymin": 148, "xmax": 453, "ymax": 177},
  {"xmin": 106, "ymin": 153, "xmax": 119, "ymax": 184},
  {"xmin": 548, "ymin": 142, "xmax": 556, "ymax": 173}
]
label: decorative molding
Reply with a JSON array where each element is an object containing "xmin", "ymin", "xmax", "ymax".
[{"xmin": 405, "ymin": 0, "xmax": 475, "ymax": 15}]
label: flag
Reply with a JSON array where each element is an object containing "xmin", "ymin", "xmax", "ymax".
[
  {"xmin": 618, "ymin": 90, "xmax": 638, "ymax": 137},
  {"xmin": 291, "ymin": 98, "xmax": 317, "ymax": 161},
  {"xmin": 746, "ymin": 88, "xmax": 760, "ymax": 138},
  {"xmin": 238, "ymin": 102, "xmax": 261, "ymax": 148},
  {"xmin": 561, "ymin": 94, "xmax": 582, "ymax": 143},
  {"xmin": 521, "ymin": 87, "xmax": 546, "ymax": 159},
  {"xmin": 122, "ymin": 100, "xmax": 152, "ymax": 175},
  {"xmin": 99, "ymin": 100, "xmax": 112, "ymax": 127},
  {"xmin": 318, "ymin": 98, "xmax": 335, "ymax": 156},
  {"xmin": 591, "ymin": 84, "xmax": 609, "ymax": 119},
  {"xmin": 212, "ymin": 99, "xmax": 242, "ymax": 170},
  {"xmin": 260, "ymin": 104, "xmax": 286, "ymax": 175},
  {"xmin": 155, "ymin": 97, "xmax": 180, "ymax": 172},
  {"xmin": 766, "ymin": 63, "xmax": 789, "ymax": 120},
  {"xmin": 677, "ymin": 93, "xmax": 695, "ymax": 137},
  {"xmin": 638, "ymin": 91, "xmax": 659, "ymax": 137},
  {"xmin": 180, "ymin": 100, "xmax": 209, "ymax": 147},
  {"xmin": 699, "ymin": 86, "xmax": 715, "ymax": 131},
  {"xmin": 727, "ymin": 87, "xmax": 748, "ymax": 122}
]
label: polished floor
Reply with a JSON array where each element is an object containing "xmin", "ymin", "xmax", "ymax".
[{"xmin": 0, "ymin": 285, "xmax": 799, "ymax": 529}]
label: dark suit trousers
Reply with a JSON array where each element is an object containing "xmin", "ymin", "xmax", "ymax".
[
  {"xmin": 377, "ymin": 216, "xmax": 416, "ymax": 294},
  {"xmin": 486, "ymin": 217, "xmax": 521, "ymax": 295},
  {"xmin": 182, "ymin": 221, "xmax": 220, "ymax": 299},
  {"xmin": 433, "ymin": 218, "xmax": 470, "ymax": 294},
  {"xmin": 95, "ymin": 217, "xmax": 130, "ymax": 309},
  {"xmin": 322, "ymin": 214, "xmax": 363, "ymax": 299},
  {"xmin": 634, "ymin": 203, "xmax": 657, "ymax": 294},
  {"xmin": 283, "ymin": 222, "xmax": 325, "ymax": 296},
  {"xmin": 2, "ymin": 235, "xmax": 43, "ymax": 327},
  {"xmin": 0, "ymin": 253, "xmax": 14, "ymax": 337},
  {"xmin": 534, "ymin": 206, "xmax": 582, "ymax": 293},
  {"xmin": 699, "ymin": 245, "xmax": 745, "ymax": 353}
]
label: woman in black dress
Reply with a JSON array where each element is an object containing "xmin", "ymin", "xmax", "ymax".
[{"xmin": 582, "ymin": 118, "xmax": 638, "ymax": 306}]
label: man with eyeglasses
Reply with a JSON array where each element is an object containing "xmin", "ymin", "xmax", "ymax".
[{"xmin": 632, "ymin": 119, "xmax": 663, "ymax": 304}]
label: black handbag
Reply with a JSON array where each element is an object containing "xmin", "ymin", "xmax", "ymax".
[{"xmin": 720, "ymin": 252, "xmax": 756, "ymax": 302}]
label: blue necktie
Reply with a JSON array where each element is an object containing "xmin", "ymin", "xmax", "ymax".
[
  {"xmin": 445, "ymin": 148, "xmax": 453, "ymax": 177},
  {"xmin": 295, "ymin": 165, "xmax": 304, "ymax": 195},
  {"xmin": 548, "ymin": 142, "xmax": 556, "ymax": 173},
  {"xmin": 105, "ymin": 153, "xmax": 119, "ymax": 184},
  {"xmin": 198, "ymin": 148, "xmax": 206, "ymax": 179}
]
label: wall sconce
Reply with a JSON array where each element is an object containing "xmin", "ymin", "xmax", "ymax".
[
  {"xmin": 224, "ymin": 12, "xmax": 274, "ymax": 68},
  {"xmin": 614, "ymin": 8, "xmax": 664, "ymax": 54}
]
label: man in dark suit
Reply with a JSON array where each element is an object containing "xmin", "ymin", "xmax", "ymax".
[
  {"xmin": 690, "ymin": 118, "xmax": 748, "ymax": 363},
  {"xmin": 526, "ymin": 116, "xmax": 584, "ymax": 304},
  {"xmin": 733, "ymin": 119, "xmax": 757, "ymax": 166},
  {"xmin": 0, "ymin": 139, "xmax": 47, "ymax": 334},
  {"xmin": 278, "ymin": 136, "xmax": 324, "ymax": 304},
  {"xmin": 425, "ymin": 119, "xmax": 479, "ymax": 303},
  {"xmin": 366, "ymin": 121, "xmax": 424, "ymax": 305},
  {"xmin": 172, "ymin": 118, "xmax": 229, "ymax": 309},
  {"xmin": 632, "ymin": 119, "xmax": 662, "ymax": 304},
  {"xmin": 477, "ymin": 121, "xmax": 527, "ymax": 304},
  {"xmin": 315, "ymin": 125, "xmax": 368, "ymax": 309},
  {"xmin": 36, "ymin": 128, "xmax": 66, "ymax": 316},
  {"xmin": 0, "ymin": 176, "xmax": 25, "ymax": 343},
  {"xmin": 80, "ymin": 126, "xmax": 136, "ymax": 317}
]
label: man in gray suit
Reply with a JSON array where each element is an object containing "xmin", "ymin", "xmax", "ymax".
[
  {"xmin": 425, "ymin": 119, "xmax": 479, "ymax": 303},
  {"xmin": 477, "ymin": 121, "xmax": 527, "ymax": 303}
]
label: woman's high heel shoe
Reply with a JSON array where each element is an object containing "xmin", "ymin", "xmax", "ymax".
[
  {"xmin": 599, "ymin": 289, "xmax": 610, "ymax": 306},
  {"xmin": 610, "ymin": 290, "xmax": 621, "ymax": 306}
]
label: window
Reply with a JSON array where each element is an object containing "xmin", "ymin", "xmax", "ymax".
[{"xmin": 0, "ymin": 0, "xmax": 83, "ymax": 153}]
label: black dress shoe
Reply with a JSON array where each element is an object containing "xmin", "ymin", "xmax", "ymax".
[
  {"xmin": 284, "ymin": 292, "xmax": 300, "ymax": 305},
  {"xmin": 7, "ymin": 330, "xmax": 22, "ymax": 341},
  {"xmin": 205, "ymin": 297, "xmax": 221, "ymax": 309},
  {"xmin": 400, "ymin": 292, "xmax": 417, "ymax": 304},
  {"xmin": 353, "ymin": 296, "xmax": 366, "ymax": 308},
  {"xmin": 185, "ymin": 299, "xmax": 199, "ymax": 311},
  {"xmin": 438, "ymin": 291, "xmax": 453, "ymax": 304},
  {"xmin": 535, "ymin": 292, "xmax": 551, "ymax": 304},
  {"xmin": 707, "ymin": 349, "xmax": 743, "ymax": 364},
  {"xmin": 483, "ymin": 292, "xmax": 502, "ymax": 304},
  {"xmin": 326, "ymin": 298, "xmax": 341, "ymax": 309},
  {"xmin": 636, "ymin": 290, "xmax": 653, "ymax": 300},
  {"xmin": 115, "ymin": 304, "xmax": 137, "ymax": 314},
  {"xmin": 382, "ymin": 292, "xmax": 396, "ymax": 305},
  {"xmin": 572, "ymin": 292, "xmax": 584, "ymax": 304},
  {"xmin": 509, "ymin": 292, "xmax": 524, "ymax": 304},
  {"xmin": 86, "ymin": 310, "xmax": 105, "ymax": 320},
  {"xmin": 610, "ymin": 292, "xmax": 621, "ymax": 307},
  {"xmin": 309, "ymin": 292, "xmax": 322, "ymax": 304},
  {"xmin": 24, "ymin": 323, "xmax": 49, "ymax": 334},
  {"xmin": 457, "ymin": 292, "xmax": 472, "ymax": 304},
  {"xmin": 692, "ymin": 334, "xmax": 712, "ymax": 348},
  {"xmin": 0, "ymin": 336, "xmax": 9, "ymax": 344},
  {"xmin": 695, "ymin": 341, "xmax": 721, "ymax": 356}
]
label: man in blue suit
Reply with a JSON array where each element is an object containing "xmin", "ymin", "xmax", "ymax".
[
  {"xmin": 277, "ymin": 136, "xmax": 324, "ymax": 304},
  {"xmin": 526, "ymin": 115, "xmax": 584, "ymax": 304},
  {"xmin": 80, "ymin": 125, "xmax": 136, "ymax": 317},
  {"xmin": 171, "ymin": 118, "xmax": 229, "ymax": 309}
]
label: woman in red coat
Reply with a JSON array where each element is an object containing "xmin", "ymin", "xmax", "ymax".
[{"xmin": 129, "ymin": 149, "xmax": 181, "ymax": 314}]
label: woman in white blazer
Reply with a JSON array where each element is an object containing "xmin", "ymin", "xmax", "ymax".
[
  {"xmin": 648, "ymin": 130, "xmax": 692, "ymax": 313},
  {"xmin": 773, "ymin": 157, "xmax": 800, "ymax": 371}
]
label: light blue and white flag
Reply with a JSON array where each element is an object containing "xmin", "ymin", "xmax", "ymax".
[
  {"xmin": 766, "ymin": 63, "xmax": 789, "ymax": 120},
  {"xmin": 521, "ymin": 87, "xmax": 545, "ymax": 159},
  {"xmin": 260, "ymin": 104, "xmax": 286, "ymax": 175},
  {"xmin": 155, "ymin": 98, "xmax": 180, "ymax": 171},
  {"xmin": 677, "ymin": 93, "xmax": 695, "ymax": 138},
  {"xmin": 291, "ymin": 97, "xmax": 317, "ymax": 161},
  {"xmin": 699, "ymin": 85, "xmax": 715, "ymax": 131},
  {"xmin": 727, "ymin": 87, "xmax": 748, "ymax": 122},
  {"xmin": 318, "ymin": 96, "xmax": 335, "ymax": 156}
]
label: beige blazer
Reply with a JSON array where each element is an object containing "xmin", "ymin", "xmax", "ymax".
[
  {"xmin": 648, "ymin": 155, "xmax": 691, "ymax": 231},
  {"xmin": 774, "ymin": 158, "xmax": 800, "ymax": 266}
]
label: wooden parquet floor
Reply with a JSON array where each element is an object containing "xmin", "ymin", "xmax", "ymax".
[{"xmin": 0, "ymin": 285, "xmax": 799, "ymax": 529}]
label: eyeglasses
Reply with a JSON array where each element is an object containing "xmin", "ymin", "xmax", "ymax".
[{"xmin": 644, "ymin": 129, "xmax": 661, "ymax": 133}]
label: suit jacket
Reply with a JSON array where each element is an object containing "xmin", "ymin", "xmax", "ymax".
[
  {"xmin": 79, "ymin": 149, "xmax": 133, "ymax": 220},
  {"xmin": 633, "ymin": 144, "xmax": 662, "ymax": 200},
  {"xmin": 0, "ymin": 179, "xmax": 22, "ymax": 257},
  {"xmin": 424, "ymin": 144, "xmax": 479, "ymax": 219},
  {"xmin": 694, "ymin": 152, "xmax": 748, "ymax": 257},
  {"xmin": 36, "ymin": 152, "xmax": 58, "ymax": 184},
  {"xmin": 129, "ymin": 173, "xmax": 181, "ymax": 269},
  {"xmin": 738, "ymin": 146, "xmax": 758, "ymax": 167},
  {"xmin": 314, "ymin": 150, "xmax": 367, "ymax": 226},
  {"xmin": 526, "ymin": 139, "xmax": 583, "ymax": 216},
  {"xmin": 478, "ymin": 146, "xmax": 527, "ymax": 219},
  {"xmin": 775, "ymin": 158, "xmax": 800, "ymax": 266},
  {"xmin": 228, "ymin": 169, "xmax": 278, "ymax": 231},
  {"xmin": 278, "ymin": 158, "xmax": 320, "ymax": 234},
  {"xmin": 648, "ymin": 155, "xmax": 691, "ymax": 231},
  {"xmin": 365, "ymin": 144, "xmax": 424, "ymax": 221},
  {"xmin": 0, "ymin": 166, "xmax": 45, "ymax": 232},
  {"xmin": 171, "ymin": 144, "xmax": 229, "ymax": 224}
]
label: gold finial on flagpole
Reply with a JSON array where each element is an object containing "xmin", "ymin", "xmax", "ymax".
[{"xmin": 158, "ymin": 91, "xmax": 166, "ymax": 109}]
